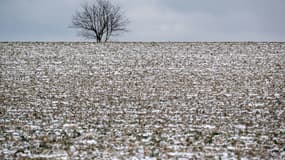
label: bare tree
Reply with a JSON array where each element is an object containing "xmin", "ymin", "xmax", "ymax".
[{"xmin": 71, "ymin": 0, "xmax": 128, "ymax": 42}]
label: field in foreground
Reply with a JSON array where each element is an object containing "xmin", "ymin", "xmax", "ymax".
[{"xmin": 0, "ymin": 42, "xmax": 285, "ymax": 159}]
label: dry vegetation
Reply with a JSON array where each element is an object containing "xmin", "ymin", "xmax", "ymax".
[{"xmin": 0, "ymin": 42, "xmax": 285, "ymax": 159}]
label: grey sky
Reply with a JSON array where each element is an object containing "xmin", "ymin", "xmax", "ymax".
[{"xmin": 0, "ymin": 0, "xmax": 284, "ymax": 41}]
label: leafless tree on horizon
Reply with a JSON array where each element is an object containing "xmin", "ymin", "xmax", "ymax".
[{"xmin": 71, "ymin": 0, "xmax": 129, "ymax": 42}]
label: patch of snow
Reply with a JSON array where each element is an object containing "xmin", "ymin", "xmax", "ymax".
[
  {"xmin": 167, "ymin": 152, "xmax": 194, "ymax": 157},
  {"xmin": 234, "ymin": 124, "xmax": 246, "ymax": 129},
  {"xmin": 30, "ymin": 152, "xmax": 68, "ymax": 160},
  {"xmin": 80, "ymin": 140, "xmax": 97, "ymax": 145},
  {"xmin": 224, "ymin": 93, "xmax": 232, "ymax": 97},
  {"xmin": 63, "ymin": 123, "xmax": 78, "ymax": 128},
  {"xmin": 200, "ymin": 125, "xmax": 216, "ymax": 129},
  {"xmin": 255, "ymin": 103, "xmax": 264, "ymax": 107}
]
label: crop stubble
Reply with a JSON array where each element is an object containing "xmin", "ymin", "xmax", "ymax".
[{"xmin": 0, "ymin": 42, "xmax": 285, "ymax": 159}]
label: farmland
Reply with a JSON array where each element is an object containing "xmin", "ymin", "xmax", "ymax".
[{"xmin": 0, "ymin": 42, "xmax": 285, "ymax": 159}]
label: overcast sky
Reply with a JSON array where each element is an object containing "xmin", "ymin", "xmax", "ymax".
[{"xmin": 1, "ymin": 0, "xmax": 285, "ymax": 41}]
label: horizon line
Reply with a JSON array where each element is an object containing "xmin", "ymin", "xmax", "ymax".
[{"xmin": 1, "ymin": 41, "xmax": 285, "ymax": 43}]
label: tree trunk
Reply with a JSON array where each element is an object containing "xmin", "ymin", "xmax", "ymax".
[{"xmin": 96, "ymin": 36, "xmax": 102, "ymax": 42}]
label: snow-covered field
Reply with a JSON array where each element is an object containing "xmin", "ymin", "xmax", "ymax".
[{"xmin": 0, "ymin": 42, "xmax": 285, "ymax": 159}]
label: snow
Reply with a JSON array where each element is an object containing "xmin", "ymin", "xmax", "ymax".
[
  {"xmin": 200, "ymin": 125, "xmax": 216, "ymax": 129},
  {"xmin": 30, "ymin": 152, "xmax": 68, "ymax": 160},
  {"xmin": 234, "ymin": 124, "xmax": 246, "ymax": 130},
  {"xmin": 80, "ymin": 140, "xmax": 97, "ymax": 145},
  {"xmin": 167, "ymin": 152, "xmax": 194, "ymax": 157},
  {"xmin": 63, "ymin": 123, "xmax": 78, "ymax": 128},
  {"xmin": 1, "ymin": 42, "xmax": 284, "ymax": 159}
]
